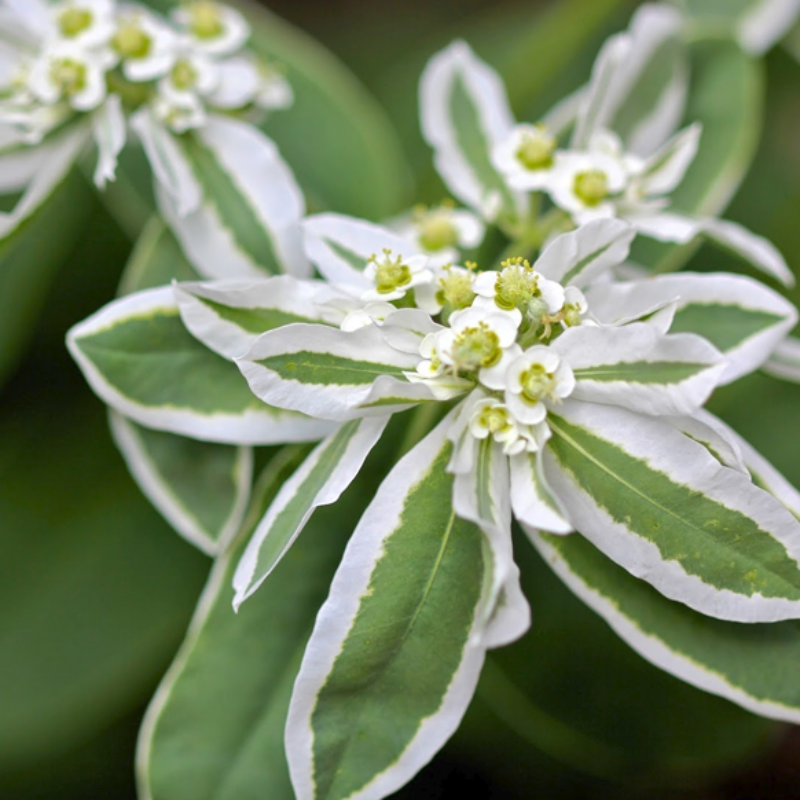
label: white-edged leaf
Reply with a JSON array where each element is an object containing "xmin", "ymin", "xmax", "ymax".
[
  {"xmin": 420, "ymin": 40, "xmax": 526, "ymax": 224},
  {"xmin": 238, "ymin": 322, "xmax": 428, "ymax": 421},
  {"xmin": 665, "ymin": 409, "xmax": 748, "ymax": 475},
  {"xmin": 451, "ymin": 435, "xmax": 531, "ymax": 648},
  {"xmin": 286, "ymin": 414, "xmax": 489, "ymax": 800},
  {"xmin": 544, "ymin": 399, "xmax": 800, "ymax": 622},
  {"xmin": 534, "ymin": 218, "xmax": 636, "ymax": 287},
  {"xmin": 572, "ymin": 4, "xmax": 685, "ymax": 155},
  {"xmin": 552, "ymin": 323, "xmax": 724, "ymax": 416},
  {"xmin": 175, "ymin": 276, "xmax": 345, "ymax": 360},
  {"xmin": 109, "ymin": 411, "xmax": 252, "ymax": 556},
  {"xmin": 585, "ymin": 272, "xmax": 797, "ymax": 383},
  {"xmin": 67, "ymin": 286, "xmax": 333, "ymax": 445},
  {"xmin": 510, "ymin": 449, "xmax": 574, "ymax": 535},
  {"xmin": 0, "ymin": 123, "xmax": 89, "ymax": 242},
  {"xmin": 131, "ymin": 108, "xmax": 201, "ymax": 217},
  {"xmin": 303, "ymin": 213, "xmax": 420, "ymax": 288},
  {"xmin": 136, "ymin": 446, "xmax": 351, "ymax": 800},
  {"xmin": 530, "ymin": 529, "xmax": 800, "ymax": 727},
  {"xmin": 155, "ymin": 115, "xmax": 309, "ymax": 280},
  {"xmin": 92, "ymin": 94, "xmax": 126, "ymax": 189},
  {"xmin": 232, "ymin": 415, "xmax": 388, "ymax": 609},
  {"xmin": 701, "ymin": 217, "xmax": 794, "ymax": 287},
  {"xmin": 762, "ymin": 335, "xmax": 800, "ymax": 383},
  {"xmin": 636, "ymin": 123, "xmax": 701, "ymax": 197}
]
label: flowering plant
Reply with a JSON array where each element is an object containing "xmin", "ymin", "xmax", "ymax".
[{"xmin": 8, "ymin": 0, "xmax": 800, "ymax": 797}]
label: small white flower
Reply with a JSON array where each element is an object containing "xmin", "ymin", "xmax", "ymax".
[
  {"xmin": 50, "ymin": 0, "xmax": 116, "ymax": 49},
  {"xmin": 415, "ymin": 263, "xmax": 477, "ymax": 316},
  {"xmin": 361, "ymin": 249, "xmax": 433, "ymax": 302},
  {"xmin": 504, "ymin": 346, "xmax": 575, "ymax": 424},
  {"xmin": 434, "ymin": 306, "xmax": 520, "ymax": 390},
  {"xmin": 172, "ymin": 1, "xmax": 250, "ymax": 58},
  {"xmin": 159, "ymin": 49, "xmax": 219, "ymax": 101},
  {"xmin": 547, "ymin": 148, "xmax": 628, "ymax": 223},
  {"xmin": 467, "ymin": 397, "xmax": 547, "ymax": 455},
  {"xmin": 28, "ymin": 41, "xmax": 114, "ymax": 112},
  {"xmin": 399, "ymin": 204, "xmax": 485, "ymax": 265},
  {"xmin": 472, "ymin": 257, "xmax": 565, "ymax": 328},
  {"xmin": 111, "ymin": 7, "xmax": 177, "ymax": 83},
  {"xmin": 493, "ymin": 123, "xmax": 557, "ymax": 191}
]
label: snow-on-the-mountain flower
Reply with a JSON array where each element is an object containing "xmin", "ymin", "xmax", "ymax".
[
  {"xmin": 419, "ymin": 4, "xmax": 794, "ymax": 287},
  {"xmin": 0, "ymin": 0, "xmax": 294, "ymax": 260}
]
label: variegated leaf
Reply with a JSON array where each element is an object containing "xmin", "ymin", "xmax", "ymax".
[
  {"xmin": 147, "ymin": 114, "xmax": 309, "ymax": 280},
  {"xmin": 175, "ymin": 276, "xmax": 344, "ymax": 361},
  {"xmin": 585, "ymin": 272, "xmax": 797, "ymax": 383},
  {"xmin": 534, "ymin": 219, "xmax": 636, "ymax": 288},
  {"xmin": 544, "ymin": 399, "xmax": 800, "ymax": 622},
  {"xmin": 67, "ymin": 287, "xmax": 332, "ymax": 445},
  {"xmin": 552, "ymin": 323, "xmax": 724, "ymax": 417},
  {"xmin": 420, "ymin": 41, "xmax": 526, "ymax": 225},
  {"xmin": 238, "ymin": 323, "xmax": 433, "ymax": 421},
  {"xmin": 531, "ymin": 529, "xmax": 800, "ymax": 725},
  {"xmin": 286, "ymin": 415, "xmax": 490, "ymax": 800},
  {"xmin": 232, "ymin": 416, "xmax": 389, "ymax": 609},
  {"xmin": 303, "ymin": 213, "xmax": 420, "ymax": 289},
  {"xmin": 109, "ymin": 411, "xmax": 252, "ymax": 556}
]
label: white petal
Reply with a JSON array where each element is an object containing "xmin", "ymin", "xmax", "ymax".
[{"xmin": 91, "ymin": 94, "xmax": 126, "ymax": 188}]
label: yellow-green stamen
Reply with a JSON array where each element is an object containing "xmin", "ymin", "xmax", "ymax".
[
  {"xmin": 370, "ymin": 249, "xmax": 412, "ymax": 295},
  {"xmin": 113, "ymin": 20, "xmax": 152, "ymax": 59},
  {"xmin": 187, "ymin": 1, "xmax": 225, "ymax": 39},
  {"xmin": 58, "ymin": 7, "xmax": 93, "ymax": 38},
  {"xmin": 516, "ymin": 126, "xmax": 555, "ymax": 171},
  {"xmin": 452, "ymin": 324, "xmax": 501, "ymax": 370},
  {"xmin": 50, "ymin": 58, "xmax": 87, "ymax": 96},
  {"xmin": 574, "ymin": 170, "xmax": 609, "ymax": 206}
]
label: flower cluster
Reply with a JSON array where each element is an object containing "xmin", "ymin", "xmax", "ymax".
[{"xmin": 0, "ymin": 0, "xmax": 289, "ymax": 142}]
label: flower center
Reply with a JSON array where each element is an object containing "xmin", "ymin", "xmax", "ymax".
[
  {"xmin": 370, "ymin": 250, "xmax": 412, "ymax": 295},
  {"xmin": 419, "ymin": 214, "xmax": 458, "ymax": 252},
  {"xmin": 436, "ymin": 269, "xmax": 475, "ymax": 312},
  {"xmin": 573, "ymin": 170, "xmax": 609, "ymax": 206},
  {"xmin": 451, "ymin": 324, "xmax": 501, "ymax": 370},
  {"xmin": 520, "ymin": 363, "xmax": 555, "ymax": 403},
  {"xmin": 516, "ymin": 127, "xmax": 555, "ymax": 171},
  {"xmin": 171, "ymin": 59, "xmax": 198, "ymax": 90},
  {"xmin": 50, "ymin": 58, "xmax": 87, "ymax": 96},
  {"xmin": 58, "ymin": 7, "xmax": 93, "ymax": 38},
  {"xmin": 188, "ymin": 1, "xmax": 225, "ymax": 39},
  {"xmin": 494, "ymin": 258, "xmax": 538, "ymax": 311},
  {"xmin": 113, "ymin": 20, "xmax": 152, "ymax": 59},
  {"xmin": 475, "ymin": 403, "xmax": 513, "ymax": 435}
]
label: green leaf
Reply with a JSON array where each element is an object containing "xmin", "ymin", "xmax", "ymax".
[
  {"xmin": 110, "ymin": 412, "xmax": 252, "ymax": 556},
  {"xmin": 545, "ymin": 401, "xmax": 800, "ymax": 622},
  {"xmin": 68, "ymin": 288, "xmax": 331, "ymax": 444},
  {"xmin": 117, "ymin": 217, "xmax": 200, "ymax": 296},
  {"xmin": 247, "ymin": 8, "xmax": 413, "ymax": 218},
  {"xmin": 232, "ymin": 417, "xmax": 388, "ymax": 609},
  {"xmin": 532, "ymin": 528, "xmax": 800, "ymax": 723},
  {"xmin": 631, "ymin": 41, "xmax": 763, "ymax": 272},
  {"xmin": 287, "ymin": 418, "xmax": 487, "ymax": 800},
  {"xmin": 0, "ymin": 397, "xmax": 208, "ymax": 767},
  {"xmin": 137, "ymin": 446, "xmax": 352, "ymax": 800},
  {"xmin": 0, "ymin": 170, "xmax": 91, "ymax": 387}
]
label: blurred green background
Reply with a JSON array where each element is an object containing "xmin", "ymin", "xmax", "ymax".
[{"xmin": 3, "ymin": 0, "xmax": 800, "ymax": 797}]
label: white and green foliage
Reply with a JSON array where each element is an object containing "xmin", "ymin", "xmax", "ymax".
[{"xmin": 58, "ymin": 2, "xmax": 800, "ymax": 799}]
